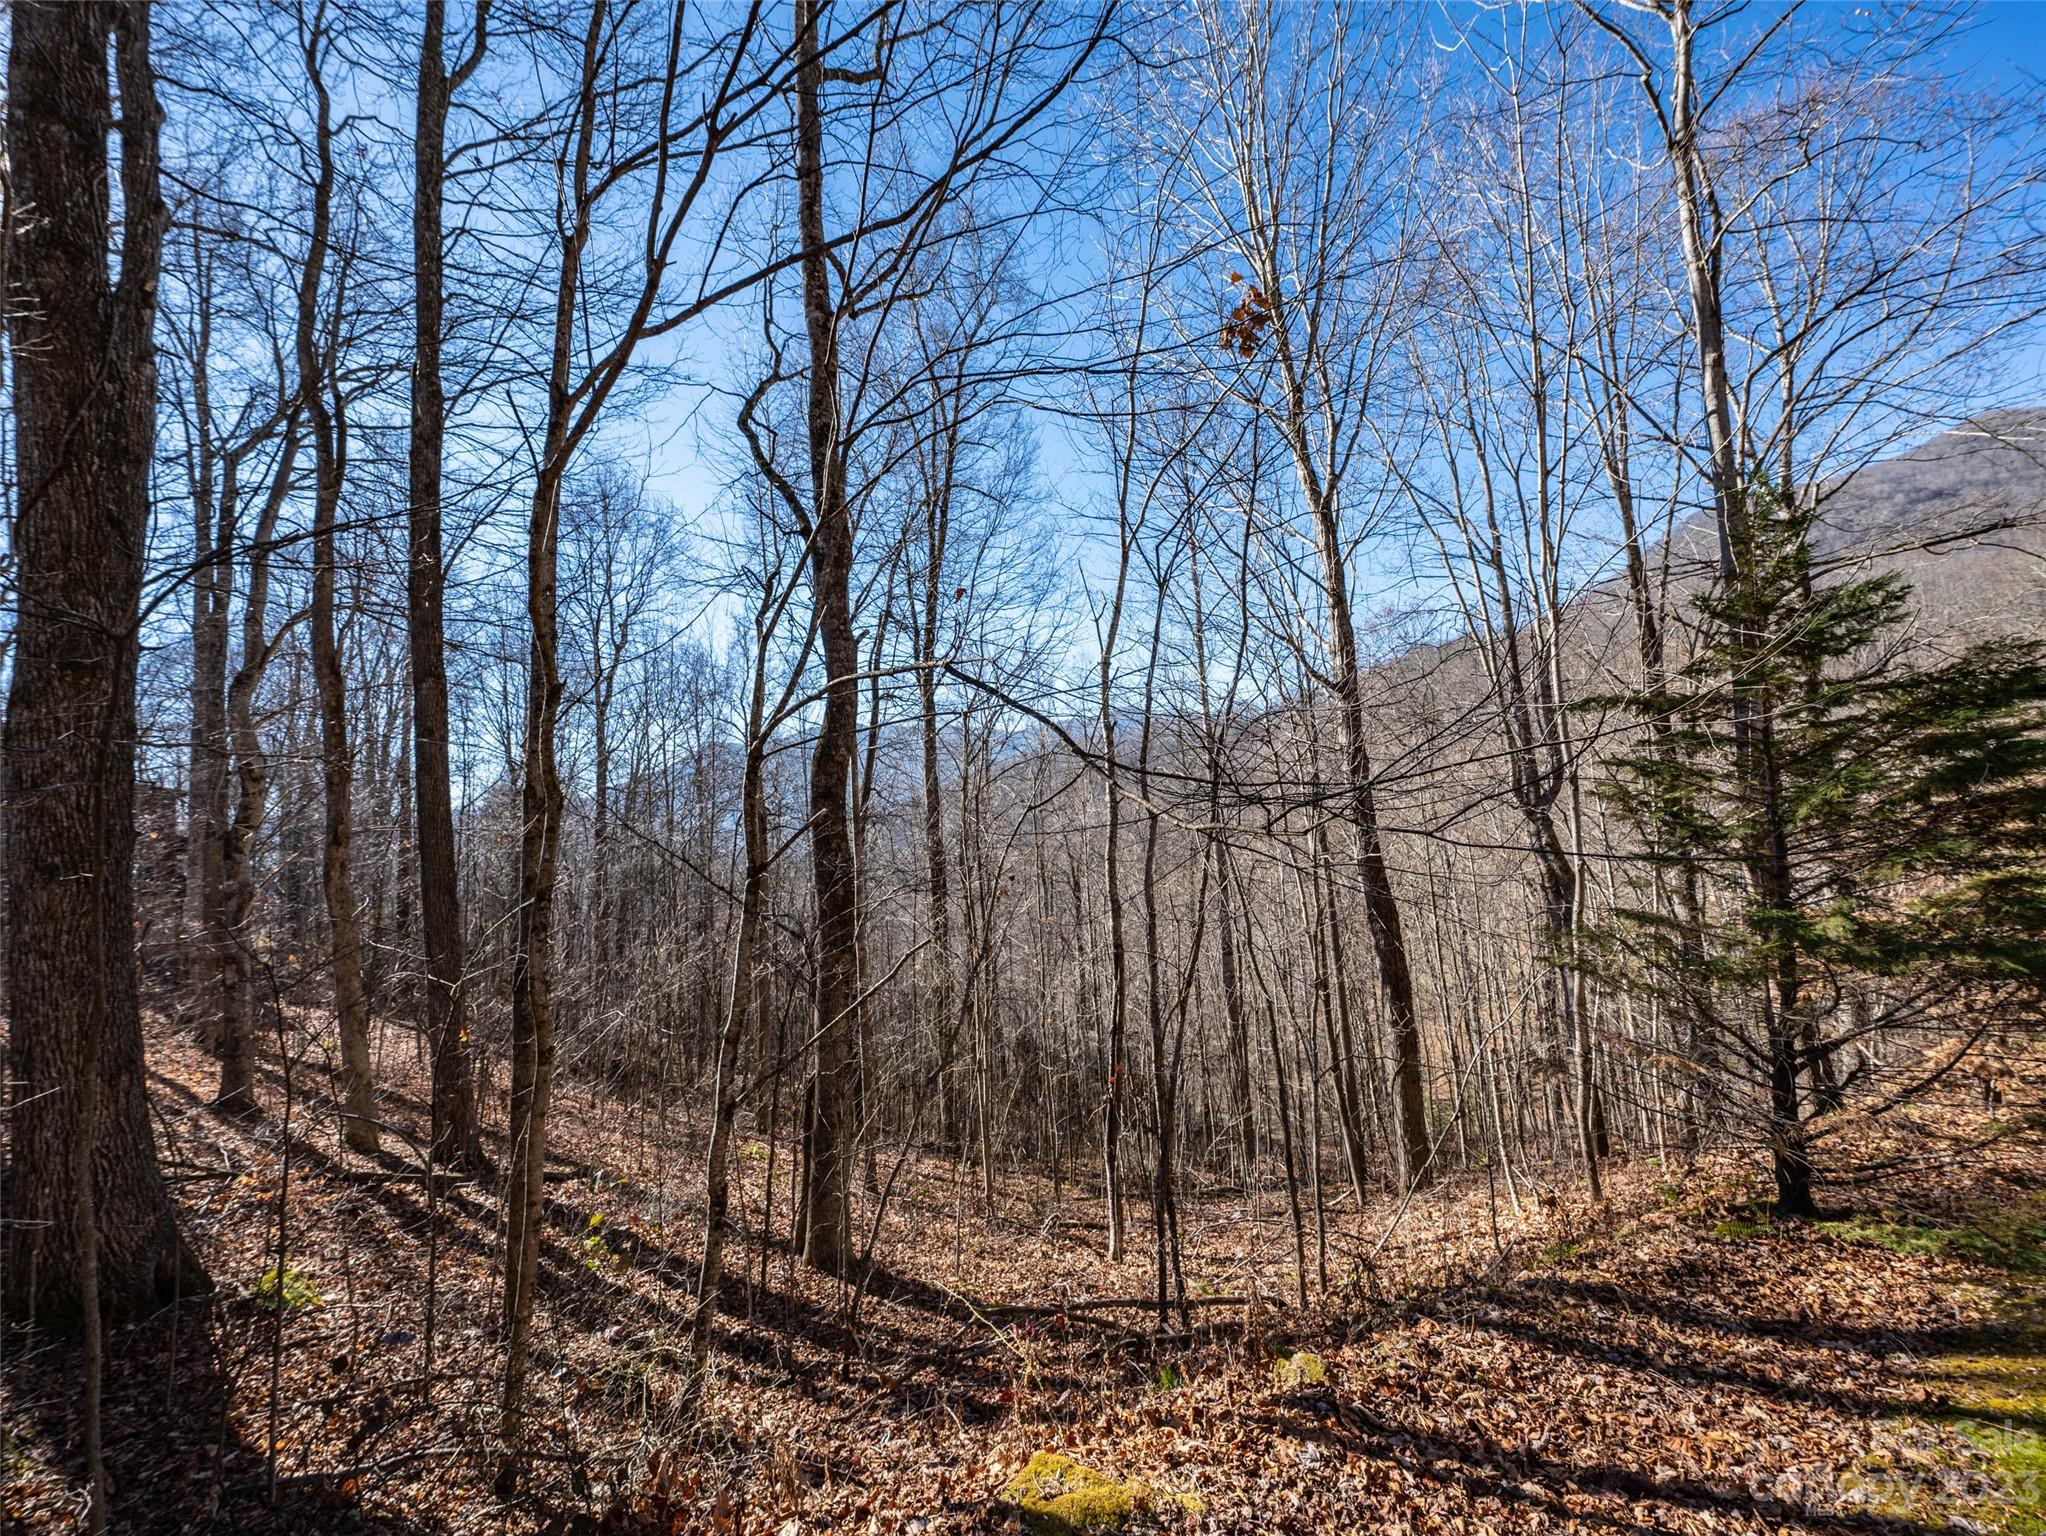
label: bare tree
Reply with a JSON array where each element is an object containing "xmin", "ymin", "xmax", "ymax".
[
  {"xmin": 3, "ymin": 0, "xmax": 210, "ymax": 1369},
  {"xmin": 409, "ymin": 0, "xmax": 491, "ymax": 1170},
  {"xmin": 777, "ymin": 0, "xmax": 1114, "ymax": 1273},
  {"xmin": 296, "ymin": 2, "xmax": 379, "ymax": 1153},
  {"xmin": 495, "ymin": 0, "xmax": 789, "ymax": 1478}
]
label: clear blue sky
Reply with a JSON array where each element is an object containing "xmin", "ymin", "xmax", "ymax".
[{"xmin": 633, "ymin": 0, "xmax": 2046, "ymax": 655}]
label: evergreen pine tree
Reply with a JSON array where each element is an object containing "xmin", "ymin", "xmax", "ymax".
[{"xmin": 1592, "ymin": 481, "xmax": 2046, "ymax": 1215}]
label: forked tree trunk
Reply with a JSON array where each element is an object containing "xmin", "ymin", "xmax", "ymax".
[{"xmin": 212, "ymin": 436, "xmax": 296, "ymax": 1114}]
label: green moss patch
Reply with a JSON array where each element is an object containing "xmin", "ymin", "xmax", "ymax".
[
  {"xmin": 1848, "ymin": 1297, "xmax": 2046, "ymax": 1533},
  {"xmin": 1695, "ymin": 1194, "xmax": 1778, "ymax": 1241},
  {"xmin": 1708, "ymin": 1216, "xmax": 1773, "ymax": 1240},
  {"xmin": 254, "ymin": 1264, "xmax": 321, "ymax": 1312},
  {"xmin": 1816, "ymin": 1200, "xmax": 2046, "ymax": 1276},
  {"xmin": 1953, "ymin": 1417, "xmax": 2046, "ymax": 1534},
  {"xmin": 1693, "ymin": 1195, "xmax": 2046, "ymax": 1275},
  {"xmin": 1000, "ymin": 1451, "xmax": 1200, "ymax": 1534}
]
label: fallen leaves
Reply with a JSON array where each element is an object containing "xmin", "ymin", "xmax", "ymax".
[{"xmin": 3, "ymin": 1016, "xmax": 2040, "ymax": 1534}]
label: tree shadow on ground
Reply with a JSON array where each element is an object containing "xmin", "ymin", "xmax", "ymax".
[
  {"xmin": 1255, "ymin": 1385, "xmax": 1949, "ymax": 1536},
  {"xmin": 5, "ymin": 1299, "xmax": 462, "ymax": 1535},
  {"xmin": 1452, "ymin": 1270, "xmax": 2046, "ymax": 1436}
]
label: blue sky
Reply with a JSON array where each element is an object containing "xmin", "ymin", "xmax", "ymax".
[
  {"xmin": 637, "ymin": 0, "xmax": 2046, "ymax": 528},
  {"xmin": 1970, "ymin": 0, "xmax": 2046, "ymax": 84},
  {"xmin": 575, "ymin": 0, "xmax": 2046, "ymax": 707}
]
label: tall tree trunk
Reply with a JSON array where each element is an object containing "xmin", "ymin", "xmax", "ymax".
[
  {"xmin": 497, "ymin": 0, "xmax": 590, "ymax": 1477},
  {"xmin": 298, "ymin": 19, "xmax": 379, "ymax": 1155},
  {"xmin": 682, "ymin": 606, "xmax": 774, "ymax": 1415},
  {"xmin": 1647, "ymin": 0, "xmax": 1811, "ymax": 1209},
  {"xmin": 793, "ymin": 0, "xmax": 861, "ymax": 1278},
  {"xmin": 915, "ymin": 382, "xmax": 960, "ymax": 1146},
  {"xmin": 1211, "ymin": 842, "xmax": 1258, "ymax": 1182},
  {"xmin": 1135, "ymin": 598, "xmax": 1193, "ymax": 1329},
  {"xmin": 408, "ymin": 0, "xmax": 486, "ymax": 1170},
  {"xmin": 1098, "ymin": 709, "xmax": 1129, "ymax": 1261},
  {"xmin": 1259, "ymin": 302, "xmax": 1432, "ymax": 1190},
  {"xmin": 1209, "ymin": 18, "xmax": 1433, "ymax": 1194},
  {"xmin": 1095, "ymin": 510, "xmax": 1135, "ymax": 1265},
  {"xmin": 498, "ymin": 445, "xmax": 566, "ymax": 1485},
  {"xmin": 917, "ymin": 573, "xmax": 956, "ymax": 1140},
  {"xmin": 181, "ymin": 275, "xmax": 232, "ymax": 1052},
  {"xmin": 212, "ymin": 436, "xmax": 297, "ymax": 1114},
  {"xmin": 3, "ymin": 0, "xmax": 209, "ymax": 1328},
  {"xmin": 1303, "ymin": 844, "xmax": 1371, "ymax": 1207},
  {"xmin": 1323, "ymin": 581, "xmax": 1428, "ymax": 1192}
]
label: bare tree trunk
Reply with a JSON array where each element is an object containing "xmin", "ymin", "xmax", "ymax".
[
  {"xmin": 917, "ymin": 561, "xmax": 956, "ymax": 1141},
  {"xmin": 297, "ymin": 13, "xmax": 378, "ymax": 1155},
  {"xmin": 793, "ymin": 0, "xmax": 861, "ymax": 1278},
  {"xmin": 1283, "ymin": 426, "xmax": 1432, "ymax": 1193},
  {"xmin": 408, "ymin": 0, "xmax": 487, "ymax": 1170},
  {"xmin": 683, "ymin": 591, "xmax": 777, "ymax": 1414},
  {"xmin": 1303, "ymin": 840, "xmax": 1370, "ymax": 1207},
  {"xmin": 3, "ymin": 0, "xmax": 209, "ymax": 1330},
  {"xmin": 1211, "ymin": 842, "xmax": 1257, "ymax": 1182},
  {"xmin": 212, "ymin": 436, "xmax": 296, "ymax": 1114},
  {"xmin": 180, "ymin": 272, "xmax": 232, "ymax": 1052},
  {"xmin": 1598, "ymin": 0, "xmax": 1811, "ymax": 1214},
  {"xmin": 498, "ymin": 434, "xmax": 566, "ymax": 1485},
  {"xmin": 497, "ymin": 0, "xmax": 593, "ymax": 1481},
  {"xmin": 911, "ymin": 366, "xmax": 963, "ymax": 1149}
]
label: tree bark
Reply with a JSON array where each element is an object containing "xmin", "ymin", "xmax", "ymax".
[
  {"xmin": 916, "ymin": 513, "xmax": 956, "ymax": 1144},
  {"xmin": 793, "ymin": 0, "xmax": 862, "ymax": 1278},
  {"xmin": 682, "ymin": 597, "xmax": 774, "ymax": 1414},
  {"xmin": 1278, "ymin": 401, "xmax": 1433, "ymax": 1194},
  {"xmin": 181, "ymin": 272, "xmax": 232, "ymax": 1053},
  {"xmin": 409, "ymin": 0, "xmax": 486, "ymax": 1170},
  {"xmin": 498, "ymin": 0, "xmax": 597, "ymax": 1483},
  {"xmin": 1211, "ymin": 843, "xmax": 1258, "ymax": 1182},
  {"xmin": 212, "ymin": 436, "xmax": 297, "ymax": 1114},
  {"xmin": 2, "ymin": 0, "xmax": 210, "ymax": 1328},
  {"xmin": 1622, "ymin": 0, "xmax": 1808, "ymax": 1208},
  {"xmin": 298, "ymin": 19, "xmax": 379, "ymax": 1154}
]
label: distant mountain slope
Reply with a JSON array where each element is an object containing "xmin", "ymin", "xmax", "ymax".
[
  {"xmin": 1654, "ymin": 408, "xmax": 2046, "ymax": 641},
  {"xmin": 1824, "ymin": 408, "xmax": 2046, "ymax": 548},
  {"xmin": 1361, "ymin": 410, "xmax": 2046, "ymax": 811},
  {"xmin": 1820, "ymin": 408, "xmax": 2046, "ymax": 638}
]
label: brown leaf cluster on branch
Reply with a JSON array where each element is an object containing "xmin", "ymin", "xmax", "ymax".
[{"xmin": 1220, "ymin": 269, "xmax": 1273, "ymax": 358}]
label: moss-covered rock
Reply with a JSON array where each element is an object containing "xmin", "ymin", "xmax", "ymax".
[
  {"xmin": 1000, "ymin": 1450, "xmax": 1199, "ymax": 1534},
  {"xmin": 1271, "ymin": 1350, "xmax": 1328, "ymax": 1389}
]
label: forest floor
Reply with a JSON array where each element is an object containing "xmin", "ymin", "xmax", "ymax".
[{"xmin": 5, "ymin": 1018, "xmax": 2046, "ymax": 1535}]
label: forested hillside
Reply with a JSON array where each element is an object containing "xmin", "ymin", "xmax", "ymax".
[{"xmin": 3, "ymin": 2, "xmax": 2044, "ymax": 1532}]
